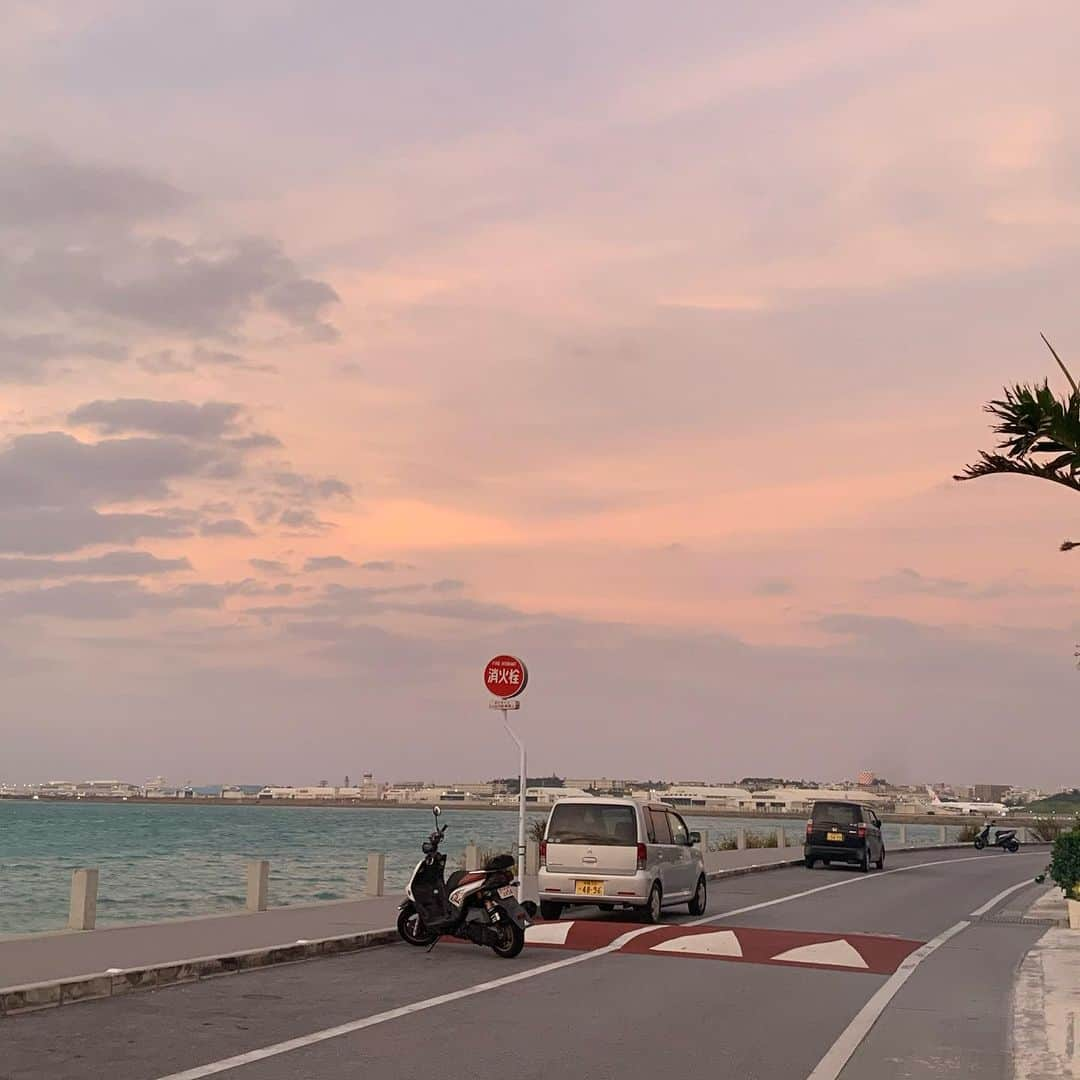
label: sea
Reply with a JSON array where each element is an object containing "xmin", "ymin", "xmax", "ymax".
[{"xmin": 0, "ymin": 801, "xmax": 967, "ymax": 936}]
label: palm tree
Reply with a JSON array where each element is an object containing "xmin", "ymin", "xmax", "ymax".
[{"xmin": 955, "ymin": 335, "xmax": 1080, "ymax": 551}]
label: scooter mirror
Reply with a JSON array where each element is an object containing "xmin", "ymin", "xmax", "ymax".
[{"xmin": 433, "ymin": 805, "xmax": 441, "ymax": 817}]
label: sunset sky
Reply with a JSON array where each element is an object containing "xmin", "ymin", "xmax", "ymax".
[{"xmin": 3, "ymin": 0, "xmax": 1079, "ymax": 788}]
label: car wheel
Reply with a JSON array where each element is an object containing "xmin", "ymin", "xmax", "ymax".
[
  {"xmin": 822, "ymin": 858, "xmax": 831, "ymax": 867},
  {"xmin": 640, "ymin": 883, "xmax": 663, "ymax": 924},
  {"xmin": 859, "ymin": 849, "xmax": 870, "ymax": 873},
  {"xmin": 538, "ymin": 900, "xmax": 563, "ymax": 921},
  {"xmin": 805, "ymin": 856, "xmax": 816, "ymax": 869},
  {"xmin": 876, "ymin": 847, "xmax": 885, "ymax": 870},
  {"xmin": 688, "ymin": 876, "xmax": 707, "ymax": 915}
]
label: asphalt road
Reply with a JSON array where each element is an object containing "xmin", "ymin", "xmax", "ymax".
[{"xmin": 1, "ymin": 848, "xmax": 1050, "ymax": 1080}]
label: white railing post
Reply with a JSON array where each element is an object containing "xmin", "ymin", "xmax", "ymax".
[
  {"xmin": 246, "ymin": 860, "xmax": 270, "ymax": 912},
  {"xmin": 736, "ymin": 828, "xmax": 747, "ymax": 851},
  {"xmin": 365, "ymin": 852, "xmax": 386, "ymax": 898},
  {"xmin": 465, "ymin": 843, "xmax": 479, "ymax": 871},
  {"xmin": 68, "ymin": 868, "xmax": 99, "ymax": 930}
]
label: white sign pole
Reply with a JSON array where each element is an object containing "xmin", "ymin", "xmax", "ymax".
[
  {"xmin": 501, "ymin": 709, "xmax": 527, "ymax": 904},
  {"xmin": 484, "ymin": 654, "xmax": 528, "ymax": 906}
]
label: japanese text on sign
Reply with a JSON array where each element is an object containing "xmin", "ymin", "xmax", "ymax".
[{"xmin": 483, "ymin": 654, "xmax": 528, "ymax": 699}]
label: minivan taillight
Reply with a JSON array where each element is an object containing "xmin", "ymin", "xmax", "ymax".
[
  {"xmin": 857, "ymin": 824, "xmax": 867, "ymax": 839},
  {"xmin": 805, "ymin": 821, "xmax": 813, "ymax": 839},
  {"xmin": 539, "ymin": 840, "xmax": 547, "ymax": 868},
  {"xmin": 636, "ymin": 842, "xmax": 647, "ymax": 870}
]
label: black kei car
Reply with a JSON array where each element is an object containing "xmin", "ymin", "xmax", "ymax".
[{"xmin": 804, "ymin": 800, "xmax": 885, "ymax": 872}]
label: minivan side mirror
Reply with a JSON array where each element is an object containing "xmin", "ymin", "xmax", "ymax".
[{"xmin": 688, "ymin": 831, "xmax": 701, "ymax": 845}]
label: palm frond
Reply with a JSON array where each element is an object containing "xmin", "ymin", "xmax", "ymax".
[
  {"xmin": 956, "ymin": 338, "xmax": 1080, "ymax": 556},
  {"xmin": 981, "ymin": 382, "xmax": 1080, "ymax": 458},
  {"xmin": 954, "ymin": 451, "xmax": 1080, "ymax": 493},
  {"xmin": 1042, "ymin": 333, "xmax": 1079, "ymax": 395}
]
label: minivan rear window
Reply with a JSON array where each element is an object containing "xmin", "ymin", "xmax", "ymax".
[
  {"xmin": 812, "ymin": 803, "xmax": 860, "ymax": 825},
  {"xmin": 546, "ymin": 804, "xmax": 637, "ymax": 846}
]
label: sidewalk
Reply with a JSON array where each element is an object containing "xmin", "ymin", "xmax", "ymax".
[
  {"xmin": 0, "ymin": 895, "xmax": 403, "ymax": 991},
  {"xmin": 1012, "ymin": 886, "xmax": 1079, "ymax": 1078}
]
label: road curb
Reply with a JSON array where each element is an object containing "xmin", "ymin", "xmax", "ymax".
[{"xmin": 0, "ymin": 928, "xmax": 398, "ymax": 1018}]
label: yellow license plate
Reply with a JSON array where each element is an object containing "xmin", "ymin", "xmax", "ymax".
[
  {"xmin": 575, "ymin": 880, "xmax": 604, "ymax": 896},
  {"xmin": 827, "ymin": 832, "xmax": 844, "ymax": 842}
]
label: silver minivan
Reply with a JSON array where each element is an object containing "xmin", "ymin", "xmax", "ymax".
[{"xmin": 537, "ymin": 797, "xmax": 707, "ymax": 922}]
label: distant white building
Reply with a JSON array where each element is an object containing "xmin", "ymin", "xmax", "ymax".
[
  {"xmin": 658, "ymin": 785, "xmax": 754, "ymax": 810},
  {"xmin": 256, "ymin": 782, "xmax": 385, "ymax": 801},
  {"xmin": 525, "ymin": 786, "xmax": 590, "ymax": 805},
  {"xmin": 337, "ymin": 782, "xmax": 386, "ymax": 800},
  {"xmin": 564, "ymin": 778, "xmax": 630, "ymax": 795},
  {"xmin": 382, "ymin": 786, "xmax": 445, "ymax": 803},
  {"xmin": 741, "ymin": 787, "xmax": 890, "ymax": 814},
  {"xmin": 33, "ymin": 779, "xmax": 144, "ymax": 798},
  {"xmin": 446, "ymin": 782, "xmax": 500, "ymax": 797}
]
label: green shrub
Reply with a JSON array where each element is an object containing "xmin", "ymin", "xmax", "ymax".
[
  {"xmin": 1049, "ymin": 831, "xmax": 1080, "ymax": 899},
  {"xmin": 745, "ymin": 830, "xmax": 779, "ymax": 849},
  {"xmin": 709, "ymin": 835, "xmax": 738, "ymax": 852},
  {"xmin": 528, "ymin": 817, "xmax": 548, "ymax": 843},
  {"xmin": 455, "ymin": 846, "xmax": 507, "ymax": 871}
]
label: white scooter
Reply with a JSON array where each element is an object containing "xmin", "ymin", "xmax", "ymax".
[{"xmin": 397, "ymin": 806, "xmax": 531, "ymax": 958}]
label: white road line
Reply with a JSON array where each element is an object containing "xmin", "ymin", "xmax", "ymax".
[
  {"xmin": 804, "ymin": 875, "xmax": 1039, "ymax": 1080},
  {"xmin": 152, "ymin": 852, "xmax": 1042, "ymax": 1080},
  {"xmin": 152, "ymin": 923, "xmax": 661, "ymax": 1080},
  {"xmin": 968, "ymin": 877, "xmax": 1036, "ymax": 917},
  {"xmin": 804, "ymin": 919, "xmax": 971, "ymax": 1080},
  {"xmin": 688, "ymin": 851, "xmax": 1041, "ymax": 927}
]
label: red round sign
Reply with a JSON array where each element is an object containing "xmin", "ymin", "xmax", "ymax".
[{"xmin": 484, "ymin": 654, "xmax": 528, "ymax": 698}]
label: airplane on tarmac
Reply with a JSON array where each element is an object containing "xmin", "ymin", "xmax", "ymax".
[{"xmin": 924, "ymin": 786, "xmax": 1008, "ymax": 816}]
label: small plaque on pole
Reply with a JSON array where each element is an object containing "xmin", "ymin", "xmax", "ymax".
[{"xmin": 488, "ymin": 699, "xmax": 521, "ymax": 710}]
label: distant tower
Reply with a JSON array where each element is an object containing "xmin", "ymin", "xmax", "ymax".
[
  {"xmin": 344, "ymin": 775, "xmax": 350, "ymax": 788},
  {"xmin": 857, "ymin": 770, "xmax": 876, "ymax": 787}
]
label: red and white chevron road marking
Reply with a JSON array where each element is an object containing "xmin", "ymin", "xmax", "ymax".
[{"xmin": 523, "ymin": 921, "xmax": 923, "ymax": 975}]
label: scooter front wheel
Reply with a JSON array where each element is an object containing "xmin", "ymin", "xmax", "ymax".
[
  {"xmin": 397, "ymin": 903, "xmax": 437, "ymax": 946},
  {"xmin": 490, "ymin": 917, "xmax": 525, "ymax": 959},
  {"xmin": 973, "ymin": 838, "xmax": 986, "ymax": 850}
]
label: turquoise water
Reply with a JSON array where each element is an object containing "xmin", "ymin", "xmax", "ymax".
[{"xmin": 0, "ymin": 802, "xmax": 965, "ymax": 935}]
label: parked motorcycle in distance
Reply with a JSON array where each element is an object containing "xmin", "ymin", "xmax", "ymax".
[
  {"xmin": 397, "ymin": 806, "xmax": 531, "ymax": 958},
  {"xmin": 974, "ymin": 820, "xmax": 1020, "ymax": 853}
]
